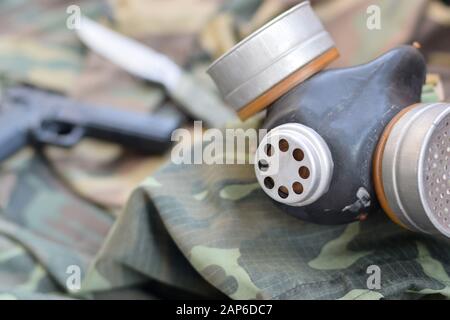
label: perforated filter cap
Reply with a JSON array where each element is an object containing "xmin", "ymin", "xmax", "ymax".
[
  {"xmin": 255, "ymin": 123, "xmax": 334, "ymax": 206},
  {"xmin": 380, "ymin": 103, "xmax": 450, "ymax": 238}
]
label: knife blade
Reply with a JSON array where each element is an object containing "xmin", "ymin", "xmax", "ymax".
[{"xmin": 76, "ymin": 16, "xmax": 236, "ymax": 128}]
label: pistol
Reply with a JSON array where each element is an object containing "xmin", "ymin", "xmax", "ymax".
[{"xmin": 0, "ymin": 86, "xmax": 184, "ymax": 161}]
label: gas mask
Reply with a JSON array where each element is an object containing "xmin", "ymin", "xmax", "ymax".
[{"xmin": 207, "ymin": 2, "xmax": 450, "ymax": 238}]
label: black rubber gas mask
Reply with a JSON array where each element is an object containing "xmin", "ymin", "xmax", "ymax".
[{"xmin": 208, "ymin": 2, "xmax": 450, "ymax": 238}]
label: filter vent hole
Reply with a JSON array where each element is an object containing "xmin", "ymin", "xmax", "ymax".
[
  {"xmin": 299, "ymin": 166, "xmax": 311, "ymax": 179},
  {"xmin": 265, "ymin": 144, "xmax": 274, "ymax": 157},
  {"xmin": 258, "ymin": 160, "xmax": 269, "ymax": 172},
  {"xmin": 293, "ymin": 149, "xmax": 304, "ymax": 161},
  {"xmin": 279, "ymin": 139, "xmax": 289, "ymax": 152},
  {"xmin": 293, "ymin": 182, "xmax": 304, "ymax": 195},
  {"xmin": 278, "ymin": 186, "xmax": 289, "ymax": 199},
  {"xmin": 264, "ymin": 177, "xmax": 275, "ymax": 189}
]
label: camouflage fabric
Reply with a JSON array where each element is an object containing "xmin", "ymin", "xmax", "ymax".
[
  {"xmin": 0, "ymin": 149, "xmax": 113, "ymax": 299},
  {"xmin": 86, "ymin": 0, "xmax": 450, "ymax": 300},
  {"xmin": 0, "ymin": 0, "xmax": 450, "ymax": 300},
  {"xmin": 91, "ymin": 149, "xmax": 450, "ymax": 300}
]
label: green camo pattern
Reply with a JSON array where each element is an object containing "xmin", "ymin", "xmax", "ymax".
[{"xmin": 0, "ymin": 0, "xmax": 450, "ymax": 300}]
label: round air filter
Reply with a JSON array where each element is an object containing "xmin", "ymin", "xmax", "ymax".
[
  {"xmin": 254, "ymin": 123, "xmax": 334, "ymax": 207},
  {"xmin": 374, "ymin": 103, "xmax": 450, "ymax": 237},
  {"xmin": 207, "ymin": 1, "xmax": 339, "ymax": 121}
]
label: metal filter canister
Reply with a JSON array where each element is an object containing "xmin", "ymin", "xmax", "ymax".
[
  {"xmin": 375, "ymin": 103, "xmax": 450, "ymax": 238},
  {"xmin": 207, "ymin": 1, "xmax": 339, "ymax": 120}
]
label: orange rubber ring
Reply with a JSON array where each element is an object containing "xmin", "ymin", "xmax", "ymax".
[
  {"xmin": 372, "ymin": 104, "xmax": 418, "ymax": 230},
  {"xmin": 237, "ymin": 47, "xmax": 340, "ymax": 121}
]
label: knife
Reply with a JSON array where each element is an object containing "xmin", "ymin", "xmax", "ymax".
[{"xmin": 76, "ymin": 16, "xmax": 236, "ymax": 128}]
